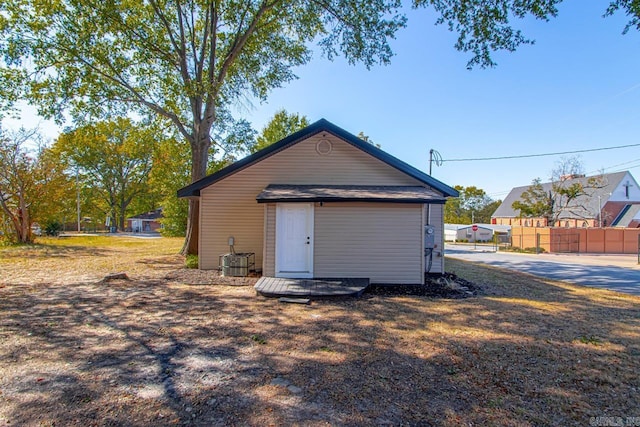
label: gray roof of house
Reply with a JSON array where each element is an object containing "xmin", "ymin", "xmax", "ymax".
[
  {"xmin": 256, "ymin": 185, "xmax": 446, "ymax": 204},
  {"xmin": 178, "ymin": 119, "xmax": 458, "ymax": 199},
  {"xmin": 492, "ymin": 171, "xmax": 628, "ymax": 219}
]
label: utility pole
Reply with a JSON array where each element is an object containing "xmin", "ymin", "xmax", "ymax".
[
  {"xmin": 598, "ymin": 195, "xmax": 602, "ymax": 227},
  {"xmin": 76, "ymin": 168, "xmax": 81, "ymax": 232},
  {"xmin": 429, "ymin": 149, "xmax": 434, "ymax": 175},
  {"xmin": 429, "ymin": 149, "xmax": 442, "ymax": 176}
]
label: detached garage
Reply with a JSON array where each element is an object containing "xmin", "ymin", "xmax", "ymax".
[{"xmin": 178, "ymin": 119, "xmax": 458, "ymax": 285}]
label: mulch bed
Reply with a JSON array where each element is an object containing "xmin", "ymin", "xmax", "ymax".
[{"xmin": 366, "ymin": 272, "xmax": 481, "ymax": 298}]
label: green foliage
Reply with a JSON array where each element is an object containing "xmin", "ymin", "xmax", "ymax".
[
  {"xmin": 160, "ymin": 198, "xmax": 188, "ymax": 237},
  {"xmin": 150, "ymin": 135, "xmax": 190, "ymax": 237},
  {"xmin": 357, "ymin": 131, "xmax": 381, "ymax": 148},
  {"xmin": 0, "ymin": 127, "xmax": 71, "ymax": 243},
  {"xmin": 523, "ymin": 247, "xmax": 545, "ymax": 254},
  {"xmin": 511, "ymin": 178, "xmax": 553, "ymax": 223},
  {"xmin": 444, "ymin": 185, "xmax": 499, "ymax": 224},
  {"xmin": 185, "ymin": 254, "xmax": 198, "ymax": 269},
  {"xmin": 414, "ymin": 1, "xmax": 640, "ymax": 69},
  {"xmin": 578, "ymin": 335, "xmax": 602, "ymax": 346},
  {"xmin": 477, "ymin": 200, "xmax": 502, "ymax": 224},
  {"xmin": 251, "ymin": 110, "xmax": 310, "ymax": 153},
  {"xmin": 53, "ymin": 118, "xmax": 157, "ymax": 231},
  {"xmin": 418, "ymin": 0, "xmax": 562, "ymax": 68},
  {"xmin": 4, "ymin": 0, "xmax": 640, "ymax": 253},
  {"xmin": 512, "ymin": 157, "xmax": 606, "ymax": 226},
  {"xmin": 43, "ymin": 219, "xmax": 63, "ymax": 236},
  {"xmin": 0, "ymin": 0, "xmax": 408, "ymax": 254},
  {"xmin": 250, "ymin": 334, "xmax": 267, "ymax": 345}
]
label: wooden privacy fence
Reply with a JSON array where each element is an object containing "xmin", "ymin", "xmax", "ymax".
[{"xmin": 510, "ymin": 226, "xmax": 640, "ymax": 254}]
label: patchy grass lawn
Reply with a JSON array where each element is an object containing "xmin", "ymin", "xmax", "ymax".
[
  {"xmin": 0, "ymin": 235, "xmax": 184, "ymax": 284},
  {"xmin": 0, "ymin": 237, "xmax": 638, "ymax": 426}
]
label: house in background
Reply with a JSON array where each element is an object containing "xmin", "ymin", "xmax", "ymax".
[
  {"xmin": 178, "ymin": 119, "xmax": 458, "ymax": 285},
  {"xmin": 127, "ymin": 208, "xmax": 163, "ymax": 232},
  {"xmin": 492, "ymin": 171, "xmax": 640, "ymax": 228}
]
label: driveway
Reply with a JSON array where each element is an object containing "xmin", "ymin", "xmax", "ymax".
[{"xmin": 445, "ymin": 244, "xmax": 640, "ymax": 296}]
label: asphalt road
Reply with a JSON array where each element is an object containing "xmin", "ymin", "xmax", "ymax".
[{"xmin": 445, "ymin": 244, "xmax": 640, "ymax": 296}]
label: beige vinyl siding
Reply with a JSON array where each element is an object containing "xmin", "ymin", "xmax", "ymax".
[
  {"xmin": 314, "ymin": 203, "xmax": 423, "ymax": 284},
  {"xmin": 263, "ymin": 204, "xmax": 276, "ymax": 276},
  {"xmin": 199, "ymin": 133, "xmax": 424, "ymax": 271},
  {"xmin": 425, "ymin": 204, "xmax": 444, "ymax": 274}
]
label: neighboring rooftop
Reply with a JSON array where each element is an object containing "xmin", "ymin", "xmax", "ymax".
[
  {"xmin": 492, "ymin": 171, "xmax": 631, "ymax": 219},
  {"xmin": 128, "ymin": 208, "xmax": 163, "ymax": 221}
]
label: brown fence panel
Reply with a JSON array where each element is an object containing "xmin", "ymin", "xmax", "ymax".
[
  {"xmin": 550, "ymin": 230, "xmax": 580, "ymax": 253},
  {"xmin": 604, "ymin": 229, "xmax": 624, "ymax": 253},
  {"xmin": 584, "ymin": 228, "xmax": 605, "ymax": 253},
  {"xmin": 513, "ymin": 226, "xmax": 640, "ymax": 254},
  {"xmin": 623, "ymin": 229, "xmax": 640, "ymax": 253}
]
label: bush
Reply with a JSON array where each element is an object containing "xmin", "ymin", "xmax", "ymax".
[
  {"xmin": 523, "ymin": 247, "xmax": 546, "ymax": 254},
  {"xmin": 44, "ymin": 219, "xmax": 63, "ymax": 236},
  {"xmin": 185, "ymin": 254, "xmax": 198, "ymax": 269}
]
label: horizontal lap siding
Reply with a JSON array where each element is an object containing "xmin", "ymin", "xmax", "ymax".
[
  {"xmin": 426, "ymin": 204, "xmax": 444, "ymax": 274},
  {"xmin": 264, "ymin": 204, "xmax": 276, "ymax": 276},
  {"xmin": 199, "ymin": 134, "xmax": 421, "ymax": 271},
  {"xmin": 199, "ymin": 188, "xmax": 264, "ymax": 269},
  {"xmin": 314, "ymin": 203, "xmax": 423, "ymax": 284}
]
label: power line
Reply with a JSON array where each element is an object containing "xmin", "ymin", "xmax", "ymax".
[
  {"xmin": 587, "ymin": 158, "xmax": 640, "ymax": 175},
  {"xmin": 441, "ymin": 142, "xmax": 640, "ymax": 163}
]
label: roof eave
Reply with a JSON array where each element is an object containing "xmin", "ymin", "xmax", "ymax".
[
  {"xmin": 177, "ymin": 118, "xmax": 459, "ymax": 198},
  {"xmin": 256, "ymin": 197, "xmax": 446, "ymax": 204}
]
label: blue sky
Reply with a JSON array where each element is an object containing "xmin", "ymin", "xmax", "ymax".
[
  {"xmin": 242, "ymin": 0, "xmax": 640, "ymax": 199},
  {"xmin": 6, "ymin": 0, "xmax": 640, "ymax": 200}
]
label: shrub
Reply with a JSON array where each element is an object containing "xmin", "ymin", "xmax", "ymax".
[
  {"xmin": 185, "ymin": 254, "xmax": 198, "ymax": 269},
  {"xmin": 44, "ymin": 219, "xmax": 63, "ymax": 236},
  {"xmin": 523, "ymin": 247, "xmax": 545, "ymax": 254}
]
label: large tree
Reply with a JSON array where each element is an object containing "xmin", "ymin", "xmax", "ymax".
[
  {"xmin": 251, "ymin": 110, "xmax": 309, "ymax": 153},
  {"xmin": 0, "ymin": 127, "xmax": 70, "ymax": 243},
  {"xmin": 2, "ymin": 1, "xmax": 639, "ymax": 252},
  {"xmin": 444, "ymin": 185, "xmax": 500, "ymax": 224},
  {"xmin": 511, "ymin": 178, "xmax": 554, "ymax": 224},
  {"xmin": 53, "ymin": 118, "xmax": 156, "ymax": 231},
  {"xmin": 512, "ymin": 157, "xmax": 606, "ymax": 226},
  {"xmin": 0, "ymin": 0, "xmax": 405, "ymax": 253},
  {"xmin": 416, "ymin": 1, "xmax": 640, "ymax": 68}
]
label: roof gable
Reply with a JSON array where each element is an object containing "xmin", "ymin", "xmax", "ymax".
[
  {"xmin": 609, "ymin": 171, "xmax": 640, "ymax": 202},
  {"xmin": 178, "ymin": 119, "xmax": 458, "ymax": 198}
]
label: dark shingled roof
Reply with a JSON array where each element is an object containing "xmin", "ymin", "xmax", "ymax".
[
  {"xmin": 256, "ymin": 185, "xmax": 446, "ymax": 204},
  {"xmin": 178, "ymin": 119, "xmax": 458, "ymax": 199},
  {"xmin": 127, "ymin": 208, "xmax": 163, "ymax": 221}
]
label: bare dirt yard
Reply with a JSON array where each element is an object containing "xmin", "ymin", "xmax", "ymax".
[{"xmin": 1, "ymin": 236, "xmax": 639, "ymax": 426}]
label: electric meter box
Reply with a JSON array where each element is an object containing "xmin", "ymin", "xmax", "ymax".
[{"xmin": 424, "ymin": 225, "xmax": 435, "ymax": 249}]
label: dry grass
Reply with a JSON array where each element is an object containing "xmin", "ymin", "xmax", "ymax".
[
  {"xmin": 0, "ymin": 237, "xmax": 639, "ymax": 426},
  {"xmin": 0, "ymin": 236, "xmax": 184, "ymax": 284}
]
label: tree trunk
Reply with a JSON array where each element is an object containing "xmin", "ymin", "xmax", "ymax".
[
  {"xmin": 18, "ymin": 194, "xmax": 32, "ymax": 243},
  {"xmin": 183, "ymin": 198, "xmax": 200, "ymax": 254},
  {"xmin": 119, "ymin": 207, "xmax": 126, "ymax": 231},
  {"xmin": 181, "ymin": 131, "xmax": 211, "ymax": 256}
]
